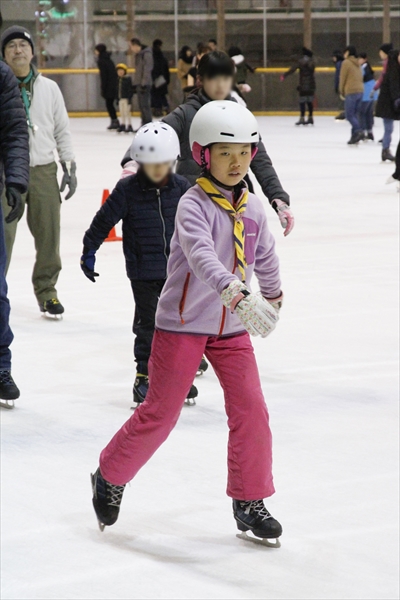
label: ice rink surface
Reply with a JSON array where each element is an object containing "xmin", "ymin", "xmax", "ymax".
[{"xmin": 1, "ymin": 116, "xmax": 399, "ymax": 600}]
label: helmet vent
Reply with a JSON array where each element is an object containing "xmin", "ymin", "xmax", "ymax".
[
  {"xmin": 150, "ymin": 147, "xmax": 155, "ymax": 151},
  {"xmin": 251, "ymin": 131, "xmax": 258, "ymax": 136},
  {"xmin": 154, "ymin": 130, "xmax": 158, "ymax": 134},
  {"xmin": 140, "ymin": 146, "xmax": 144, "ymax": 150},
  {"xmin": 220, "ymin": 132, "xmax": 234, "ymax": 137}
]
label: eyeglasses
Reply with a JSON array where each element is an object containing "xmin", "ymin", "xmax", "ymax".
[{"xmin": 5, "ymin": 40, "xmax": 32, "ymax": 51}]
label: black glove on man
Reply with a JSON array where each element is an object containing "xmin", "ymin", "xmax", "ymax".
[
  {"xmin": 5, "ymin": 186, "xmax": 24, "ymax": 224},
  {"xmin": 60, "ymin": 160, "xmax": 77, "ymax": 200}
]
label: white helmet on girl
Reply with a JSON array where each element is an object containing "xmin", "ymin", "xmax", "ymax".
[
  {"xmin": 189, "ymin": 100, "xmax": 260, "ymax": 168},
  {"xmin": 130, "ymin": 121, "xmax": 180, "ymax": 163}
]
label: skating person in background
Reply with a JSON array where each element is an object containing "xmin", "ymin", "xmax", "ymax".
[
  {"xmin": 129, "ymin": 38, "xmax": 154, "ymax": 128},
  {"xmin": 0, "ymin": 61, "xmax": 29, "ymax": 407},
  {"xmin": 228, "ymin": 46, "xmax": 255, "ymax": 95},
  {"xmin": 151, "ymin": 39, "xmax": 170, "ymax": 117},
  {"xmin": 95, "ymin": 44, "xmax": 119, "ymax": 130},
  {"xmin": 1, "ymin": 26, "xmax": 77, "ymax": 317},
  {"xmin": 116, "ymin": 63, "xmax": 134, "ymax": 133},
  {"xmin": 372, "ymin": 43, "xmax": 393, "ymax": 149},
  {"xmin": 208, "ymin": 39, "xmax": 217, "ymax": 52},
  {"xmin": 81, "ymin": 122, "xmax": 198, "ymax": 407},
  {"xmin": 177, "ymin": 45, "xmax": 193, "ymax": 95},
  {"xmin": 386, "ymin": 52, "xmax": 400, "ymax": 182},
  {"xmin": 280, "ymin": 47, "xmax": 316, "ymax": 126},
  {"xmin": 91, "ymin": 101, "xmax": 283, "ymax": 546},
  {"xmin": 375, "ymin": 49, "xmax": 399, "ymax": 163},
  {"xmin": 339, "ymin": 45, "xmax": 364, "ymax": 145},
  {"xmin": 332, "ymin": 50, "xmax": 345, "ymax": 120},
  {"xmin": 358, "ymin": 53, "xmax": 376, "ymax": 141},
  {"xmin": 184, "ymin": 43, "xmax": 210, "ymax": 93}
]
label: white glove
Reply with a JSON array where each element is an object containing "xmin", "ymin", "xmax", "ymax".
[{"xmin": 221, "ymin": 280, "xmax": 279, "ymax": 338}]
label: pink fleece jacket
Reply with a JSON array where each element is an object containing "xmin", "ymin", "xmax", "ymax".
[{"xmin": 155, "ymin": 180, "xmax": 281, "ymax": 337}]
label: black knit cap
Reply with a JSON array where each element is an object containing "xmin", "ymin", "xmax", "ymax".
[
  {"xmin": 380, "ymin": 42, "xmax": 393, "ymax": 55},
  {"xmin": 1, "ymin": 26, "xmax": 34, "ymax": 56}
]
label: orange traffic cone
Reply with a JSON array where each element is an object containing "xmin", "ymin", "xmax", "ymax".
[{"xmin": 101, "ymin": 189, "xmax": 122, "ymax": 242}]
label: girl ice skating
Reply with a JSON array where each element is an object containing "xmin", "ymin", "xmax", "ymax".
[{"xmin": 91, "ymin": 100, "xmax": 284, "ymax": 546}]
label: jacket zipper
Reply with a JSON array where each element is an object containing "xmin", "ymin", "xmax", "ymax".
[
  {"xmin": 156, "ymin": 189, "xmax": 168, "ymax": 261},
  {"xmin": 179, "ymin": 273, "xmax": 191, "ymax": 324}
]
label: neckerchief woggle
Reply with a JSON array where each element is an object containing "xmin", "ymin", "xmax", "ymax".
[{"xmin": 196, "ymin": 176, "xmax": 248, "ymax": 282}]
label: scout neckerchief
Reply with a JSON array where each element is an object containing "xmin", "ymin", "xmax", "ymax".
[
  {"xmin": 18, "ymin": 68, "xmax": 35, "ymax": 131},
  {"xmin": 196, "ymin": 176, "xmax": 248, "ymax": 282}
]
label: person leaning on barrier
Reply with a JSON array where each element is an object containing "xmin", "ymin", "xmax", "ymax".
[{"xmin": 1, "ymin": 26, "xmax": 77, "ymax": 317}]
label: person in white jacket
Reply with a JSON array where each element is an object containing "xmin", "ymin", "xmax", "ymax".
[{"xmin": 1, "ymin": 26, "xmax": 77, "ymax": 317}]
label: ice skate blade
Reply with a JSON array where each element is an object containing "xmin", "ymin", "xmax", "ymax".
[
  {"xmin": 0, "ymin": 399, "xmax": 15, "ymax": 409},
  {"xmin": 196, "ymin": 370, "xmax": 204, "ymax": 377},
  {"xmin": 184, "ymin": 397, "xmax": 196, "ymax": 406},
  {"xmin": 236, "ymin": 532, "xmax": 281, "ymax": 548},
  {"xmin": 41, "ymin": 313, "xmax": 63, "ymax": 321}
]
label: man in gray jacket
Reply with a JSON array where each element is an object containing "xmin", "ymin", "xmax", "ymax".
[
  {"xmin": 1, "ymin": 26, "xmax": 77, "ymax": 317},
  {"xmin": 130, "ymin": 38, "xmax": 153, "ymax": 127}
]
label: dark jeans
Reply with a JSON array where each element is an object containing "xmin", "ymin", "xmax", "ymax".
[
  {"xmin": 0, "ymin": 201, "xmax": 13, "ymax": 371},
  {"xmin": 151, "ymin": 88, "xmax": 170, "ymax": 112},
  {"xmin": 131, "ymin": 279, "xmax": 165, "ymax": 375},
  {"xmin": 358, "ymin": 101, "xmax": 374, "ymax": 132},
  {"xmin": 105, "ymin": 98, "xmax": 117, "ymax": 121},
  {"xmin": 345, "ymin": 93, "xmax": 363, "ymax": 135},
  {"xmin": 138, "ymin": 87, "xmax": 153, "ymax": 126}
]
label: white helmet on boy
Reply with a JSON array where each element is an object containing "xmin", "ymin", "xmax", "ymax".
[
  {"xmin": 189, "ymin": 100, "xmax": 260, "ymax": 167},
  {"xmin": 130, "ymin": 122, "xmax": 180, "ymax": 163}
]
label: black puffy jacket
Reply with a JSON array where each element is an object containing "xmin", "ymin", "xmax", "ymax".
[
  {"xmin": 83, "ymin": 171, "xmax": 191, "ymax": 281},
  {"xmin": 0, "ymin": 61, "xmax": 29, "ymax": 196},
  {"xmin": 97, "ymin": 51, "xmax": 118, "ymax": 99},
  {"xmin": 284, "ymin": 56, "xmax": 316, "ymax": 96},
  {"xmin": 375, "ymin": 62, "xmax": 400, "ymax": 121}
]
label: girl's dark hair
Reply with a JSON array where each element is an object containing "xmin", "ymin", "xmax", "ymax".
[
  {"xmin": 359, "ymin": 52, "xmax": 367, "ymax": 59},
  {"xmin": 228, "ymin": 46, "xmax": 241, "ymax": 57},
  {"xmin": 197, "ymin": 51, "xmax": 234, "ymax": 79},
  {"xmin": 153, "ymin": 38, "xmax": 163, "ymax": 49},
  {"xmin": 95, "ymin": 43, "xmax": 107, "ymax": 54}
]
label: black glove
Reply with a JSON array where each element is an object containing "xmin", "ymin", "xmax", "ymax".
[
  {"xmin": 5, "ymin": 186, "xmax": 24, "ymax": 224},
  {"xmin": 60, "ymin": 160, "xmax": 77, "ymax": 200},
  {"xmin": 139, "ymin": 85, "xmax": 151, "ymax": 93},
  {"xmin": 80, "ymin": 248, "xmax": 99, "ymax": 283},
  {"xmin": 131, "ymin": 84, "xmax": 137, "ymax": 94}
]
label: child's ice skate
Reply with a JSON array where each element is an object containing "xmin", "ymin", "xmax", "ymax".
[
  {"xmin": 91, "ymin": 468, "xmax": 125, "ymax": 531},
  {"xmin": 132, "ymin": 374, "xmax": 198, "ymax": 408},
  {"xmin": 0, "ymin": 370, "xmax": 20, "ymax": 409},
  {"xmin": 196, "ymin": 356, "xmax": 209, "ymax": 377},
  {"xmin": 233, "ymin": 499, "xmax": 282, "ymax": 548},
  {"xmin": 184, "ymin": 383, "xmax": 198, "ymax": 406}
]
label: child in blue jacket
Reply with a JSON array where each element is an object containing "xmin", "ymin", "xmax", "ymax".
[{"xmin": 358, "ymin": 52, "xmax": 377, "ymax": 140}]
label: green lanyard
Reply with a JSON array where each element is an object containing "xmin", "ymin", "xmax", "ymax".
[{"xmin": 18, "ymin": 69, "xmax": 35, "ymax": 131}]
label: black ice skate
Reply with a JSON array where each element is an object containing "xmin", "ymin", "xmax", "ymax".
[
  {"xmin": 382, "ymin": 149, "xmax": 395, "ymax": 162},
  {"xmin": 347, "ymin": 132, "xmax": 363, "ymax": 145},
  {"xmin": 91, "ymin": 468, "xmax": 125, "ymax": 531},
  {"xmin": 132, "ymin": 373, "xmax": 149, "ymax": 408},
  {"xmin": 40, "ymin": 298, "xmax": 64, "ymax": 319},
  {"xmin": 126, "ymin": 125, "xmax": 134, "ymax": 133},
  {"xmin": 306, "ymin": 116, "xmax": 314, "ymax": 125},
  {"xmin": 107, "ymin": 119, "xmax": 119, "ymax": 130},
  {"xmin": 196, "ymin": 356, "xmax": 209, "ymax": 377},
  {"xmin": 117, "ymin": 124, "xmax": 126, "ymax": 133},
  {"xmin": 295, "ymin": 117, "xmax": 305, "ymax": 126},
  {"xmin": 0, "ymin": 370, "xmax": 20, "ymax": 409},
  {"xmin": 184, "ymin": 384, "xmax": 198, "ymax": 407},
  {"xmin": 233, "ymin": 499, "xmax": 282, "ymax": 548}
]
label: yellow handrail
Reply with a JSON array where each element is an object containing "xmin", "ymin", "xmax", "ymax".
[{"xmin": 39, "ymin": 66, "xmax": 383, "ymax": 75}]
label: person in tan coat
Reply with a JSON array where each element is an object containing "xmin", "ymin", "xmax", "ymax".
[
  {"xmin": 177, "ymin": 45, "xmax": 193, "ymax": 93},
  {"xmin": 339, "ymin": 45, "xmax": 364, "ymax": 144}
]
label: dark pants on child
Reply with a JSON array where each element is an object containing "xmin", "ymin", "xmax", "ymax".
[
  {"xmin": 0, "ymin": 201, "xmax": 13, "ymax": 371},
  {"xmin": 131, "ymin": 279, "xmax": 165, "ymax": 375},
  {"xmin": 345, "ymin": 93, "xmax": 363, "ymax": 135},
  {"xmin": 299, "ymin": 95, "xmax": 313, "ymax": 118},
  {"xmin": 105, "ymin": 98, "xmax": 117, "ymax": 121},
  {"xmin": 358, "ymin": 100, "xmax": 374, "ymax": 133}
]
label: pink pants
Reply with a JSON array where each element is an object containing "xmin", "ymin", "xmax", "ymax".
[{"xmin": 100, "ymin": 330, "xmax": 275, "ymax": 500}]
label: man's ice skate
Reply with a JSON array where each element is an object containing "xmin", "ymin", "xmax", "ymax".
[
  {"xmin": 91, "ymin": 468, "xmax": 125, "ymax": 531},
  {"xmin": 39, "ymin": 298, "xmax": 64, "ymax": 320},
  {"xmin": 196, "ymin": 356, "xmax": 209, "ymax": 377},
  {"xmin": 0, "ymin": 370, "xmax": 20, "ymax": 409},
  {"xmin": 233, "ymin": 499, "xmax": 282, "ymax": 548}
]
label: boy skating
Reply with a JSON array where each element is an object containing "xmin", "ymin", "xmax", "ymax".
[
  {"xmin": 91, "ymin": 101, "xmax": 284, "ymax": 545},
  {"xmin": 81, "ymin": 122, "xmax": 198, "ymax": 406}
]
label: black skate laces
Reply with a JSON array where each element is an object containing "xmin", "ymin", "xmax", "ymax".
[
  {"xmin": 0, "ymin": 371, "xmax": 14, "ymax": 385},
  {"xmin": 242, "ymin": 500, "xmax": 272, "ymax": 521}
]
